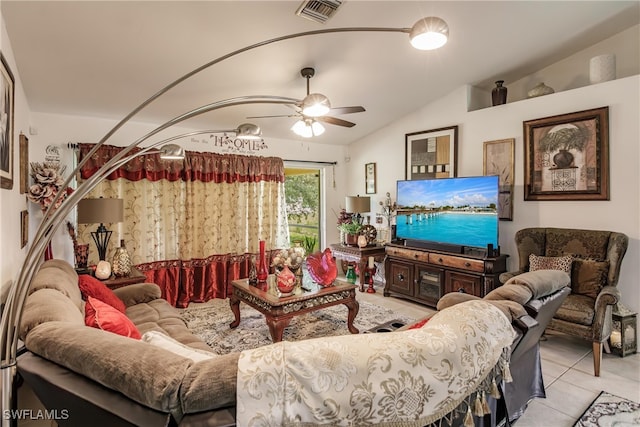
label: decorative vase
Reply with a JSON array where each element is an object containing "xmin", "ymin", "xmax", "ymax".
[
  {"xmin": 590, "ymin": 54, "xmax": 616, "ymax": 84},
  {"xmin": 257, "ymin": 240, "xmax": 269, "ymax": 287},
  {"xmin": 346, "ymin": 265, "xmax": 357, "ymax": 284},
  {"xmin": 74, "ymin": 243, "xmax": 89, "ymax": 269},
  {"xmin": 491, "ymin": 80, "xmax": 507, "ymax": 106},
  {"xmin": 552, "ymin": 149, "xmax": 574, "ymax": 169},
  {"xmin": 357, "ymin": 235, "xmax": 368, "ymax": 248},
  {"xmin": 248, "ymin": 255, "xmax": 257, "ymax": 285},
  {"xmin": 527, "ymin": 82, "xmax": 555, "ymax": 98},
  {"xmin": 112, "ymin": 239, "xmax": 132, "ymax": 277},
  {"xmin": 276, "ymin": 265, "xmax": 296, "ymax": 296},
  {"xmin": 95, "ymin": 261, "xmax": 111, "ymax": 280}
]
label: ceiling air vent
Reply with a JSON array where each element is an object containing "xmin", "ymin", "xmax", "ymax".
[{"xmin": 295, "ymin": 0, "xmax": 343, "ymax": 24}]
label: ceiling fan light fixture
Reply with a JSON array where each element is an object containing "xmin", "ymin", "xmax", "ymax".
[
  {"xmin": 301, "ymin": 93, "xmax": 331, "ymax": 117},
  {"xmin": 291, "ymin": 119, "xmax": 312, "ymax": 137},
  {"xmin": 235, "ymin": 122, "xmax": 262, "ymax": 140},
  {"xmin": 311, "ymin": 120, "xmax": 325, "ymax": 136},
  {"xmin": 291, "ymin": 119, "xmax": 325, "ymax": 138},
  {"xmin": 409, "ymin": 16, "xmax": 449, "ymax": 50}
]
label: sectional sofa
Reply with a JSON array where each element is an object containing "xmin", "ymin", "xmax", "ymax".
[{"xmin": 17, "ymin": 259, "xmax": 568, "ymax": 426}]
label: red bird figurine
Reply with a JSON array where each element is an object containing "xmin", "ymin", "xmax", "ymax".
[{"xmin": 306, "ymin": 248, "xmax": 338, "ymax": 287}]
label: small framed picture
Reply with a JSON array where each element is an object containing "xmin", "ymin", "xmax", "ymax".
[
  {"xmin": 483, "ymin": 138, "xmax": 515, "ymax": 220},
  {"xmin": 365, "ymin": 162, "xmax": 376, "ymax": 194},
  {"xmin": 19, "ymin": 133, "xmax": 28, "ymax": 194},
  {"xmin": 20, "ymin": 210, "xmax": 28, "ymax": 248}
]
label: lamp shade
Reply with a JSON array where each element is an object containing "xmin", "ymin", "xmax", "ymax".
[
  {"xmin": 159, "ymin": 144, "xmax": 185, "ymax": 160},
  {"xmin": 345, "ymin": 196, "xmax": 371, "ymax": 213},
  {"xmin": 409, "ymin": 16, "xmax": 449, "ymax": 50},
  {"xmin": 77, "ymin": 198, "xmax": 124, "ymax": 224},
  {"xmin": 236, "ymin": 123, "xmax": 262, "ymax": 140}
]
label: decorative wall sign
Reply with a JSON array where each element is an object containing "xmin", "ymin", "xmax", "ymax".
[
  {"xmin": 405, "ymin": 126, "xmax": 458, "ymax": 180},
  {"xmin": 187, "ymin": 134, "xmax": 269, "ymax": 154},
  {"xmin": 45, "ymin": 145, "xmax": 61, "ymax": 164},
  {"xmin": 524, "ymin": 107, "xmax": 609, "ymax": 201},
  {"xmin": 483, "ymin": 138, "xmax": 515, "ymax": 220},
  {"xmin": 365, "ymin": 162, "xmax": 376, "ymax": 194},
  {"xmin": 1, "ymin": 53, "xmax": 15, "ymax": 190}
]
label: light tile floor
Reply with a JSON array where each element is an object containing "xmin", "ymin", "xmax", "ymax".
[{"xmin": 14, "ymin": 285, "xmax": 640, "ymax": 426}]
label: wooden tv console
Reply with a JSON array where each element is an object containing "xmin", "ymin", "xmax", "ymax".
[{"xmin": 384, "ymin": 243, "xmax": 508, "ymax": 308}]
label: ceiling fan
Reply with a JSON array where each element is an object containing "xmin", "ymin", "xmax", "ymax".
[{"xmin": 248, "ymin": 67, "xmax": 366, "ymax": 137}]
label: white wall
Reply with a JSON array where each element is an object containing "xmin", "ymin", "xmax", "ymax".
[
  {"xmin": 0, "ymin": 16, "xmax": 32, "ymax": 302},
  {"xmin": 347, "ymin": 75, "xmax": 640, "ymax": 313}
]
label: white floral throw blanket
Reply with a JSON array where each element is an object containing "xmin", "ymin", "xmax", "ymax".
[{"xmin": 236, "ymin": 300, "xmax": 516, "ymax": 427}]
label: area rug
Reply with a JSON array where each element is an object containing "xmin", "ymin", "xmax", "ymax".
[
  {"xmin": 573, "ymin": 391, "xmax": 640, "ymax": 427},
  {"xmin": 180, "ymin": 298, "xmax": 416, "ymax": 355}
]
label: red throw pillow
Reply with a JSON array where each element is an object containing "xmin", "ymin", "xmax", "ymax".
[
  {"xmin": 408, "ymin": 318, "xmax": 431, "ymax": 329},
  {"xmin": 78, "ymin": 274, "xmax": 126, "ymax": 313},
  {"xmin": 85, "ymin": 297, "xmax": 141, "ymax": 339}
]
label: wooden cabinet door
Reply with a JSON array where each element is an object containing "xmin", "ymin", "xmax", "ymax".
[
  {"xmin": 414, "ymin": 265, "xmax": 443, "ymax": 306},
  {"xmin": 445, "ymin": 271, "xmax": 483, "ymax": 297},
  {"xmin": 387, "ymin": 261, "xmax": 413, "ymax": 296}
]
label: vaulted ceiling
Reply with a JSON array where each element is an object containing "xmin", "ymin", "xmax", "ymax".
[{"xmin": 2, "ymin": 1, "xmax": 638, "ymax": 145}]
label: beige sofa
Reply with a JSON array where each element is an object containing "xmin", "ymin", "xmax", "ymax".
[
  {"xmin": 17, "ymin": 259, "xmax": 563, "ymax": 427},
  {"xmin": 19, "ymin": 259, "xmax": 239, "ymax": 426}
]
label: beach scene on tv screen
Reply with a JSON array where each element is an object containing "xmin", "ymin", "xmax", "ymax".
[{"xmin": 396, "ymin": 176, "xmax": 499, "ymax": 248}]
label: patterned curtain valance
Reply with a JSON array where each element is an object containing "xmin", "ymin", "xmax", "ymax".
[{"xmin": 77, "ymin": 143, "xmax": 285, "ymax": 183}]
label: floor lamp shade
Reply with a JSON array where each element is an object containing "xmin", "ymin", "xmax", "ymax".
[{"xmin": 77, "ymin": 198, "xmax": 124, "ymax": 261}]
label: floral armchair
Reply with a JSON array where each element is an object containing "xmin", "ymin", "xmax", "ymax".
[{"xmin": 500, "ymin": 227, "xmax": 628, "ymax": 376}]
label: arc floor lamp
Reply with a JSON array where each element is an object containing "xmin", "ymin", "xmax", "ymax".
[{"xmin": 0, "ymin": 16, "xmax": 449, "ymax": 423}]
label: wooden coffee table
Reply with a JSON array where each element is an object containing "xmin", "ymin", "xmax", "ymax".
[{"xmin": 229, "ymin": 277, "xmax": 359, "ymax": 342}]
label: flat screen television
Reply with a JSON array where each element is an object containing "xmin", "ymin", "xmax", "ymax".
[{"xmin": 395, "ymin": 175, "xmax": 499, "ymax": 254}]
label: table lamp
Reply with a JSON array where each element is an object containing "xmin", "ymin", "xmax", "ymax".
[
  {"xmin": 77, "ymin": 197, "xmax": 124, "ymax": 261},
  {"xmin": 345, "ymin": 195, "xmax": 371, "ymax": 224}
]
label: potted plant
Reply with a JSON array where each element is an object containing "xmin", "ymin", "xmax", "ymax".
[
  {"xmin": 338, "ymin": 221, "xmax": 363, "ymax": 246},
  {"xmin": 538, "ymin": 124, "xmax": 588, "ymax": 169}
]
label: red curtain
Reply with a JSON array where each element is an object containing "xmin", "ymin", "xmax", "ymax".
[
  {"xmin": 78, "ymin": 143, "xmax": 285, "ymax": 184},
  {"xmin": 78, "ymin": 143, "xmax": 285, "ymax": 307}
]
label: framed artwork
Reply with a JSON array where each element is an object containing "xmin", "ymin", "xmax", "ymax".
[
  {"xmin": 524, "ymin": 107, "xmax": 609, "ymax": 201},
  {"xmin": 483, "ymin": 138, "xmax": 515, "ymax": 220},
  {"xmin": 19, "ymin": 133, "xmax": 28, "ymax": 194},
  {"xmin": 1, "ymin": 53, "xmax": 15, "ymax": 190},
  {"xmin": 365, "ymin": 162, "xmax": 376, "ymax": 194},
  {"xmin": 405, "ymin": 126, "xmax": 458, "ymax": 180},
  {"xmin": 20, "ymin": 210, "xmax": 28, "ymax": 248}
]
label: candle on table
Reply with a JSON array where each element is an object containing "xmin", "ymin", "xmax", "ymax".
[
  {"xmin": 610, "ymin": 330, "xmax": 622, "ymax": 348},
  {"xmin": 368, "ymin": 256, "xmax": 375, "ymax": 269}
]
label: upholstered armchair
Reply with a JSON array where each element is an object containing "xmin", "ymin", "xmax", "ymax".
[{"xmin": 500, "ymin": 227, "xmax": 628, "ymax": 376}]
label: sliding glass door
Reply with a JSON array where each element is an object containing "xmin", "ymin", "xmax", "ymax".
[{"xmin": 284, "ymin": 165, "xmax": 321, "ymax": 253}]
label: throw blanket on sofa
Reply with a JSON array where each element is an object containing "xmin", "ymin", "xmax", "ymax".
[{"xmin": 236, "ymin": 300, "xmax": 516, "ymax": 427}]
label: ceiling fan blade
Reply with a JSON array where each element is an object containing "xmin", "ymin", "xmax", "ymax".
[
  {"xmin": 330, "ymin": 106, "xmax": 366, "ymax": 115},
  {"xmin": 246, "ymin": 114, "xmax": 299, "ymax": 119},
  {"xmin": 316, "ymin": 116, "xmax": 356, "ymax": 128}
]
